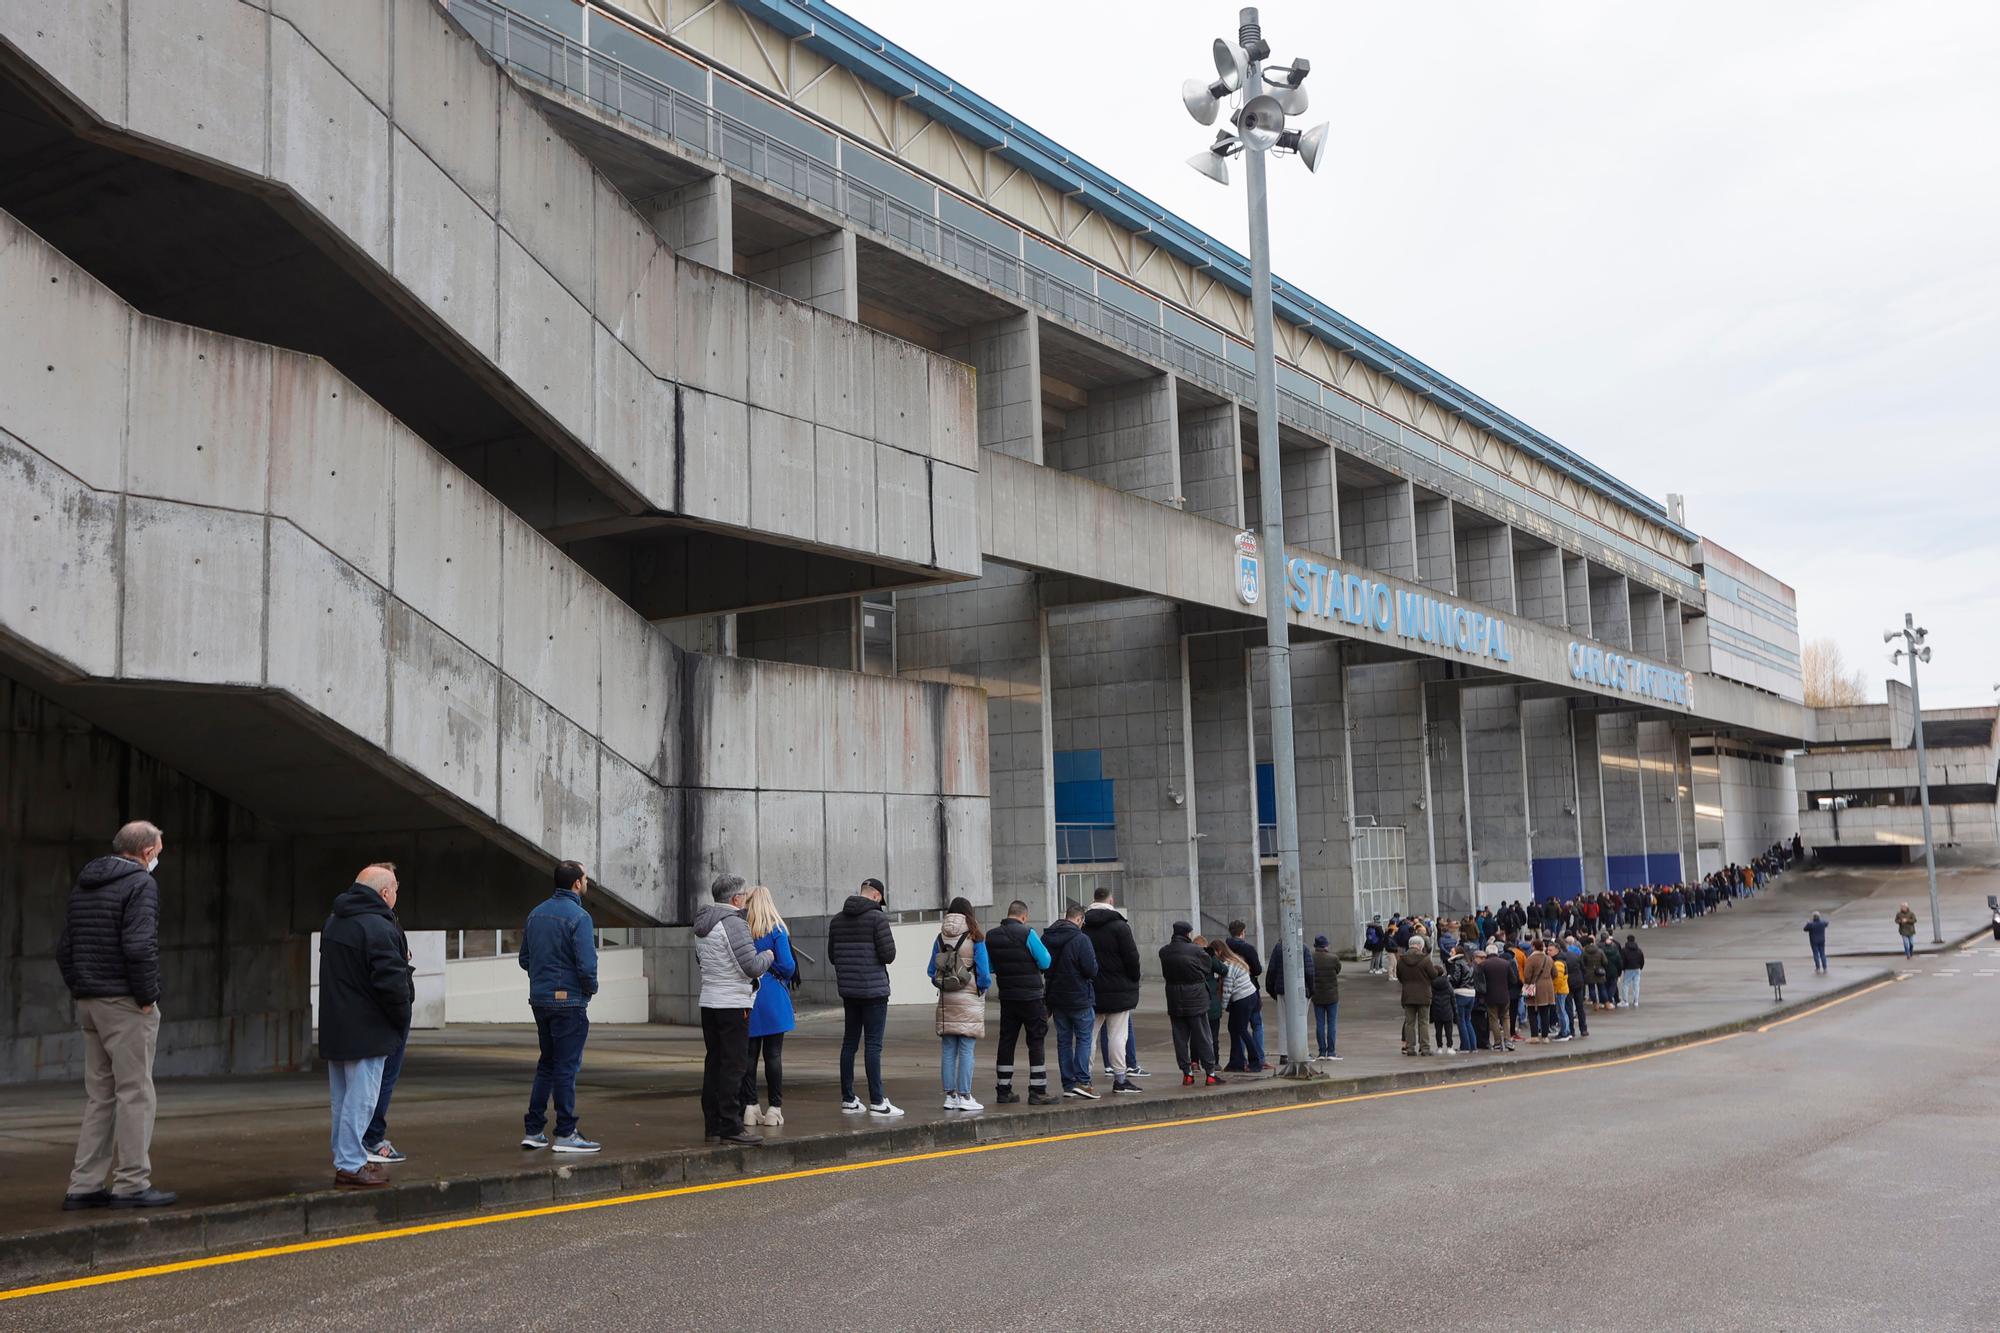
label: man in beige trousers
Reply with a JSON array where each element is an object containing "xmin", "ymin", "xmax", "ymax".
[{"xmin": 56, "ymin": 820, "xmax": 178, "ymax": 1210}]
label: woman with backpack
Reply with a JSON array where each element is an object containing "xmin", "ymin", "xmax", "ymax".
[
  {"xmin": 740, "ymin": 886, "xmax": 796, "ymax": 1127},
  {"xmin": 928, "ymin": 896, "xmax": 991, "ymax": 1111}
]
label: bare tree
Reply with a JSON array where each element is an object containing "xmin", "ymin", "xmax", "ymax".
[{"xmin": 1801, "ymin": 637, "xmax": 1870, "ymax": 707}]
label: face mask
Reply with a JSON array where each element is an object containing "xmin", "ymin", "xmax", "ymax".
[{"xmin": 147, "ymin": 856, "xmax": 160, "ymax": 873}]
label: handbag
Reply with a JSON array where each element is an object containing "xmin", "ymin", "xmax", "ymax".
[{"xmin": 1523, "ymin": 982, "xmax": 1537, "ymax": 998}]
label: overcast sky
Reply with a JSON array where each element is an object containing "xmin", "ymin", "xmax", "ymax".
[{"xmin": 839, "ymin": 0, "xmax": 2000, "ymax": 707}]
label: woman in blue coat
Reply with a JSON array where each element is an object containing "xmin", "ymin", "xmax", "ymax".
[{"xmin": 740, "ymin": 886, "xmax": 796, "ymax": 1127}]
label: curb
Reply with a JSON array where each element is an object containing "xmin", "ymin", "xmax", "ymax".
[
  {"xmin": 0, "ymin": 969, "xmax": 1893, "ymax": 1290},
  {"xmin": 1835, "ymin": 922, "xmax": 1993, "ymax": 960}
]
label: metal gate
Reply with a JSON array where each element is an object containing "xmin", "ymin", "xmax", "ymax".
[{"xmin": 1354, "ymin": 823, "xmax": 1409, "ymax": 934}]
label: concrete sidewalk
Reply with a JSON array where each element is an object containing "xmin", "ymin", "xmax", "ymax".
[{"xmin": 0, "ymin": 863, "xmax": 1974, "ymax": 1288}]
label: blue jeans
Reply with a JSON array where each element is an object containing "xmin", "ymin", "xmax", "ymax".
[
  {"xmin": 1313, "ymin": 1002, "xmax": 1337, "ymax": 1056},
  {"xmin": 1454, "ymin": 994, "xmax": 1479, "ymax": 1049},
  {"xmin": 527, "ymin": 1004, "xmax": 590, "ymax": 1138},
  {"xmin": 940, "ymin": 1035, "xmax": 976, "ymax": 1095},
  {"xmin": 1902, "ymin": 936, "xmax": 1914, "ymax": 958},
  {"xmin": 840, "ymin": 998, "xmax": 888, "ymax": 1103},
  {"xmin": 1621, "ymin": 971, "xmax": 1641, "ymax": 1006},
  {"xmin": 364, "ymin": 1027, "xmax": 408, "ymax": 1147},
  {"xmin": 328, "ymin": 1056, "xmax": 387, "ymax": 1173},
  {"xmin": 1811, "ymin": 943, "xmax": 1828, "ymax": 970},
  {"xmin": 1053, "ymin": 1007, "xmax": 1095, "ymax": 1090}
]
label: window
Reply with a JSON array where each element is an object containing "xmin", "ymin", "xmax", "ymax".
[
  {"xmin": 1256, "ymin": 762, "xmax": 1276, "ymax": 857},
  {"xmin": 1054, "ymin": 749, "xmax": 1117, "ymax": 864}
]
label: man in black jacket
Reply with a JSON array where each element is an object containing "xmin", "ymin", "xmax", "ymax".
[
  {"xmin": 1042, "ymin": 902, "xmax": 1099, "ymax": 1097},
  {"xmin": 1082, "ymin": 889, "xmax": 1142, "ymax": 1094},
  {"xmin": 987, "ymin": 900, "xmax": 1055, "ymax": 1105},
  {"xmin": 57, "ymin": 820, "xmax": 176, "ymax": 1211},
  {"xmin": 319, "ymin": 864, "xmax": 415, "ymax": 1189},
  {"xmin": 827, "ymin": 877, "xmax": 900, "ymax": 1116},
  {"xmin": 1159, "ymin": 922, "xmax": 1222, "ymax": 1086}
]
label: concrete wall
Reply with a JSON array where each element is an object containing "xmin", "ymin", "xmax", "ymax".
[
  {"xmin": 2, "ymin": 674, "xmax": 310, "ymax": 1084},
  {"xmin": 1453, "ymin": 517, "xmax": 1516, "ymax": 613},
  {"xmin": 1589, "ymin": 566, "xmax": 1633, "ymax": 650},
  {"xmin": 1597, "ymin": 711, "xmax": 1649, "ymax": 886},
  {"xmin": 943, "ymin": 312, "xmax": 1040, "ymax": 464},
  {"xmin": 1339, "ymin": 477, "xmax": 1414, "ymax": 578},
  {"xmin": 1283, "ymin": 448, "xmax": 1339, "ymax": 558},
  {"xmin": 1345, "ymin": 661, "xmax": 1429, "ymax": 925},
  {"xmin": 1045, "ymin": 375, "xmax": 1179, "ymax": 507},
  {"xmin": 1426, "ymin": 681, "xmax": 1474, "ymax": 917},
  {"xmin": 1189, "ymin": 635, "xmax": 1257, "ymax": 941},
  {"xmin": 1574, "ymin": 713, "xmax": 1610, "ymax": 893},
  {"xmin": 1413, "ymin": 489, "xmax": 1456, "ymax": 594},
  {"xmin": 1513, "ymin": 539, "xmax": 1567, "ymax": 629},
  {"xmin": 1251, "ymin": 643, "xmax": 1353, "ymax": 949},
  {"xmin": 1460, "ymin": 685, "xmax": 1529, "ymax": 905},
  {"xmin": 1524, "ymin": 698, "xmax": 1584, "ymax": 899},
  {"xmin": 1178, "ymin": 400, "xmax": 1243, "ymax": 526}
]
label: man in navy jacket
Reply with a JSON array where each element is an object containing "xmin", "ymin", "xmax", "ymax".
[{"xmin": 519, "ymin": 861, "xmax": 600, "ymax": 1153}]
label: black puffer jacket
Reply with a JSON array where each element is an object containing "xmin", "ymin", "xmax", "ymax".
[
  {"xmin": 1157, "ymin": 931, "xmax": 1211, "ymax": 1017},
  {"xmin": 56, "ymin": 856, "xmax": 161, "ymax": 1006},
  {"xmin": 1082, "ymin": 905, "xmax": 1140, "ymax": 1012},
  {"xmin": 985, "ymin": 918, "xmax": 1045, "ymax": 1002},
  {"xmin": 827, "ymin": 895, "xmax": 896, "ymax": 1000},
  {"xmin": 1042, "ymin": 919, "xmax": 1097, "ymax": 1011},
  {"xmin": 317, "ymin": 884, "xmax": 413, "ymax": 1061}
]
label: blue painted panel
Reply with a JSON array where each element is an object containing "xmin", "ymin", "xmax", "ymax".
[
  {"xmin": 1647, "ymin": 853, "xmax": 1683, "ymax": 885},
  {"xmin": 1054, "ymin": 779, "xmax": 1113, "ymax": 826},
  {"xmin": 1052, "ymin": 749, "xmax": 1101, "ymax": 784},
  {"xmin": 1531, "ymin": 858, "xmax": 1584, "ymax": 901},
  {"xmin": 1606, "ymin": 854, "xmax": 1651, "ymax": 890},
  {"xmin": 1255, "ymin": 763, "xmax": 1275, "ymax": 827}
]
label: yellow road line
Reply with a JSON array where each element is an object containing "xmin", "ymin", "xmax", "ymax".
[
  {"xmin": 1755, "ymin": 976, "xmax": 1902, "ymax": 1033},
  {"xmin": 3, "ymin": 989, "xmax": 1887, "ymax": 1305}
]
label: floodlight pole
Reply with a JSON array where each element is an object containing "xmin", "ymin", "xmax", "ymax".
[
  {"xmin": 1895, "ymin": 612, "xmax": 1942, "ymax": 943},
  {"xmin": 1236, "ymin": 7, "xmax": 1311, "ymax": 1077}
]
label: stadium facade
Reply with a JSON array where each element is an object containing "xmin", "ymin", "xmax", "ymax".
[{"xmin": 0, "ymin": 0, "xmax": 1805, "ymax": 1079}]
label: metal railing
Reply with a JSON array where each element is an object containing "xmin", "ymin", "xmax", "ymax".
[
  {"xmin": 1055, "ymin": 823, "xmax": 1120, "ymax": 866},
  {"xmin": 1354, "ymin": 824, "xmax": 1410, "ymax": 936},
  {"xmin": 453, "ymin": 0, "xmax": 1700, "ymax": 605},
  {"xmin": 1257, "ymin": 823, "xmax": 1278, "ymax": 858}
]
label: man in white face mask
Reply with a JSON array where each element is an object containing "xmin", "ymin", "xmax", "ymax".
[{"xmin": 56, "ymin": 820, "xmax": 176, "ymax": 1210}]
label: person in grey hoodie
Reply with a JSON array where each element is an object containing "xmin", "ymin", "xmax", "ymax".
[{"xmin": 694, "ymin": 874, "xmax": 773, "ymax": 1146}]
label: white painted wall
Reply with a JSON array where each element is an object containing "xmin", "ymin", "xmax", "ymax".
[
  {"xmin": 310, "ymin": 929, "xmax": 447, "ymax": 1030},
  {"xmin": 444, "ymin": 946, "xmax": 649, "ymax": 1024}
]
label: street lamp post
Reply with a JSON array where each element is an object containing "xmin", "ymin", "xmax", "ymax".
[
  {"xmin": 1183, "ymin": 9, "xmax": 1328, "ymax": 1075},
  {"xmin": 1886, "ymin": 613, "xmax": 1941, "ymax": 943}
]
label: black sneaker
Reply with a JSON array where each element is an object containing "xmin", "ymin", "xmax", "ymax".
[
  {"xmin": 108, "ymin": 1187, "xmax": 178, "ymax": 1208},
  {"xmin": 1112, "ymin": 1080, "xmax": 1142, "ymax": 1094},
  {"xmin": 62, "ymin": 1190, "xmax": 112, "ymax": 1211}
]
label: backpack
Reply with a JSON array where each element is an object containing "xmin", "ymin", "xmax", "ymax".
[{"xmin": 933, "ymin": 934, "xmax": 974, "ymax": 993}]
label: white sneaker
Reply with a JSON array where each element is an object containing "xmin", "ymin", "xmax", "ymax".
[
  {"xmin": 868, "ymin": 1099, "xmax": 905, "ymax": 1118},
  {"xmin": 943, "ymin": 1093, "xmax": 962, "ymax": 1110},
  {"xmin": 956, "ymin": 1095, "xmax": 985, "ymax": 1112},
  {"xmin": 840, "ymin": 1097, "xmax": 865, "ymax": 1114},
  {"xmin": 764, "ymin": 1106, "xmax": 784, "ymax": 1127}
]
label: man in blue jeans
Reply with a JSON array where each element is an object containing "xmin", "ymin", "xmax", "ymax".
[
  {"xmin": 1041, "ymin": 902, "xmax": 1100, "ymax": 1097},
  {"xmin": 519, "ymin": 861, "xmax": 601, "ymax": 1153},
  {"xmin": 827, "ymin": 878, "xmax": 903, "ymax": 1117},
  {"xmin": 1804, "ymin": 912, "xmax": 1830, "ymax": 973}
]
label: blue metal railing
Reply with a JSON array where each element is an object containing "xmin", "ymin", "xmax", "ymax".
[{"xmin": 452, "ymin": 0, "xmax": 1701, "ymax": 605}]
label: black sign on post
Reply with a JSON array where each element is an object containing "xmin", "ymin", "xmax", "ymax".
[
  {"xmin": 1987, "ymin": 894, "xmax": 1997, "ymax": 913},
  {"xmin": 1766, "ymin": 961, "xmax": 1786, "ymax": 1002}
]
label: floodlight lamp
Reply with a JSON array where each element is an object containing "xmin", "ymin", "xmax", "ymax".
[
  {"xmin": 1182, "ymin": 78, "xmax": 1223, "ymax": 125},
  {"xmin": 1187, "ymin": 140, "xmax": 1232, "ymax": 185},
  {"xmin": 1915, "ymin": 626, "xmax": 1928, "ymax": 641},
  {"xmin": 1237, "ymin": 94, "xmax": 1286, "ymax": 151},
  {"xmin": 1213, "ymin": 38, "xmax": 1249, "ymax": 92},
  {"xmin": 1278, "ymin": 122, "xmax": 1328, "ymax": 172},
  {"xmin": 1883, "ymin": 629, "xmax": 1898, "ymax": 643},
  {"xmin": 1264, "ymin": 60, "xmax": 1311, "ymax": 115},
  {"xmin": 1918, "ymin": 646, "xmax": 1932, "ymax": 663}
]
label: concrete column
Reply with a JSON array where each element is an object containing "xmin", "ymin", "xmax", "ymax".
[
  {"xmin": 1574, "ymin": 712, "xmax": 1609, "ymax": 893},
  {"xmin": 1691, "ymin": 735, "xmax": 1725, "ymax": 878},
  {"xmin": 1176, "ymin": 398, "xmax": 1244, "ymax": 525},
  {"xmin": 1523, "ymin": 697, "xmax": 1583, "ymax": 898},
  {"xmin": 1460, "ymin": 683, "xmax": 1530, "ymax": 905},
  {"xmin": 1425, "ymin": 680, "xmax": 1473, "ymax": 916},
  {"xmin": 897, "ymin": 565, "xmax": 1054, "ymax": 919},
  {"xmin": 1045, "ymin": 374, "xmax": 1179, "ymax": 506},
  {"xmin": 1562, "ymin": 553, "xmax": 1592, "ymax": 635},
  {"xmin": 1263, "ymin": 642, "xmax": 1352, "ymax": 945},
  {"xmin": 1047, "ymin": 599, "xmax": 1192, "ymax": 948},
  {"xmin": 1453, "ymin": 513, "xmax": 1516, "ymax": 612},
  {"xmin": 1674, "ymin": 729, "xmax": 1700, "ymax": 879},
  {"xmin": 1413, "ymin": 487, "xmax": 1456, "ymax": 593},
  {"xmin": 1661, "ymin": 597, "xmax": 1686, "ymax": 666},
  {"xmin": 1588, "ymin": 564, "xmax": 1632, "ymax": 648},
  {"xmin": 1512, "ymin": 536, "xmax": 1566, "ymax": 628},
  {"xmin": 1339, "ymin": 476, "xmax": 1416, "ymax": 578},
  {"xmin": 1638, "ymin": 718, "xmax": 1684, "ymax": 882},
  {"xmin": 1597, "ymin": 710, "xmax": 1647, "ymax": 887},
  {"xmin": 1630, "ymin": 586, "xmax": 1667, "ymax": 659},
  {"xmin": 941, "ymin": 311, "xmax": 1041, "ymax": 463},
  {"xmin": 1188, "ymin": 632, "xmax": 1256, "ymax": 938},
  {"xmin": 1282, "ymin": 446, "xmax": 1338, "ymax": 558},
  {"xmin": 644, "ymin": 173, "xmax": 732, "ymax": 269},
  {"xmin": 741, "ymin": 227, "xmax": 859, "ymax": 320}
]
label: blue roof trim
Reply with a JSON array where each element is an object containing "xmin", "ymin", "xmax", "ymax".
[{"xmin": 734, "ymin": 0, "xmax": 1689, "ymax": 538}]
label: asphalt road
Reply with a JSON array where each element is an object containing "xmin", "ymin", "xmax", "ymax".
[{"xmin": 9, "ymin": 946, "xmax": 2000, "ymax": 1332}]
